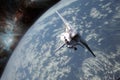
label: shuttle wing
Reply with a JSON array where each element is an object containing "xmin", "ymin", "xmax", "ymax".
[{"xmin": 54, "ymin": 43, "xmax": 66, "ymax": 53}]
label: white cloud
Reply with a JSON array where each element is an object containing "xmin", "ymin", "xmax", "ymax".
[
  {"xmin": 114, "ymin": 6, "xmax": 120, "ymax": 19},
  {"xmin": 81, "ymin": 46, "xmax": 120, "ymax": 80},
  {"xmin": 90, "ymin": 8, "xmax": 99, "ymax": 17},
  {"xmin": 90, "ymin": 8, "xmax": 102, "ymax": 19},
  {"xmin": 85, "ymin": 31, "xmax": 99, "ymax": 41}
]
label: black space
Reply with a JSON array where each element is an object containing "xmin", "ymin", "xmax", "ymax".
[{"xmin": 0, "ymin": 0, "xmax": 60, "ymax": 77}]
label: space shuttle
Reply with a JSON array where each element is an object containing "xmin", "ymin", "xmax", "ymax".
[{"xmin": 55, "ymin": 11, "xmax": 96, "ymax": 57}]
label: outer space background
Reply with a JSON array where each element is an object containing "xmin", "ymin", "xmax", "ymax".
[{"xmin": 0, "ymin": 0, "xmax": 60, "ymax": 77}]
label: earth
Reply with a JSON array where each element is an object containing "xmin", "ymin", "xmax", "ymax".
[{"xmin": 1, "ymin": 0, "xmax": 120, "ymax": 80}]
